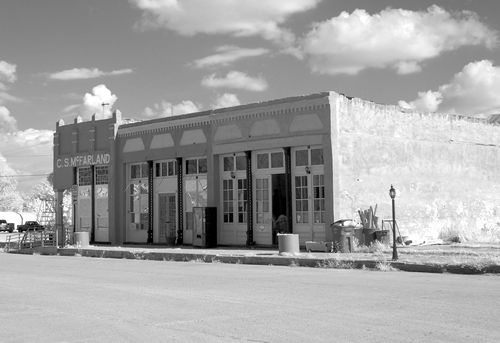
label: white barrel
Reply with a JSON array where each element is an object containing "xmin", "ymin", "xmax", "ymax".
[
  {"xmin": 278, "ymin": 233, "xmax": 300, "ymax": 255},
  {"xmin": 74, "ymin": 232, "xmax": 90, "ymax": 247}
]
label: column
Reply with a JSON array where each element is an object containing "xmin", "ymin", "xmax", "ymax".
[
  {"xmin": 176, "ymin": 157, "xmax": 183, "ymax": 245},
  {"xmin": 245, "ymin": 151, "xmax": 253, "ymax": 246}
]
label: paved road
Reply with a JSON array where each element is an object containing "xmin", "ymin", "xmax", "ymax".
[{"xmin": 0, "ymin": 253, "xmax": 498, "ymax": 342}]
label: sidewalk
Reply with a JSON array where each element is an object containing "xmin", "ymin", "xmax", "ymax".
[{"xmin": 28, "ymin": 243, "xmax": 500, "ymax": 275}]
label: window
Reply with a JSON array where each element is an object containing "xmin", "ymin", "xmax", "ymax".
[
  {"xmin": 223, "ymin": 180, "xmax": 234, "ymax": 223},
  {"xmin": 95, "ymin": 166, "xmax": 108, "ymax": 185},
  {"xmin": 255, "ymin": 178, "xmax": 270, "ymax": 223},
  {"xmin": 223, "ymin": 156, "xmax": 234, "ymax": 172},
  {"xmin": 257, "ymin": 151, "xmax": 284, "ymax": 169},
  {"xmin": 311, "ymin": 149, "xmax": 324, "ymax": 165},
  {"xmin": 78, "ymin": 167, "xmax": 92, "ymax": 186},
  {"xmin": 129, "ymin": 181, "xmax": 148, "ymax": 230},
  {"xmin": 237, "ymin": 179, "xmax": 247, "ymax": 223},
  {"xmin": 186, "ymin": 159, "xmax": 197, "ymax": 174},
  {"xmin": 186, "ymin": 158, "xmax": 207, "ymax": 175},
  {"xmin": 295, "ymin": 176, "xmax": 308, "ymax": 223},
  {"xmin": 313, "ymin": 175, "xmax": 325, "ymax": 223},
  {"xmin": 155, "ymin": 160, "xmax": 177, "ymax": 177},
  {"xmin": 295, "ymin": 148, "xmax": 324, "ymax": 166},
  {"xmin": 235, "ymin": 156, "xmax": 246, "ymax": 171},
  {"xmin": 295, "ymin": 150, "xmax": 308, "ymax": 166},
  {"xmin": 130, "ymin": 163, "xmax": 148, "ymax": 179},
  {"xmin": 270, "ymin": 152, "xmax": 284, "ymax": 168},
  {"xmin": 257, "ymin": 153, "xmax": 269, "ymax": 169}
]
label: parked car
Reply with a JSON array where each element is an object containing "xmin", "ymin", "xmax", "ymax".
[
  {"xmin": 17, "ymin": 221, "xmax": 45, "ymax": 232},
  {"xmin": 0, "ymin": 219, "xmax": 14, "ymax": 233}
]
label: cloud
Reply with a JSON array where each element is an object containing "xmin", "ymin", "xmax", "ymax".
[
  {"xmin": 399, "ymin": 60, "xmax": 500, "ymax": 116},
  {"xmin": 0, "ymin": 61, "xmax": 17, "ymax": 83},
  {"xmin": 201, "ymin": 71, "xmax": 268, "ymax": 91},
  {"xmin": 0, "ymin": 128, "xmax": 53, "ymax": 194},
  {"xmin": 131, "ymin": 0, "xmax": 320, "ymax": 45},
  {"xmin": 302, "ymin": 5, "xmax": 497, "ymax": 75},
  {"xmin": 142, "ymin": 100, "xmax": 201, "ymax": 118},
  {"xmin": 0, "ymin": 60, "xmax": 20, "ymax": 105},
  {"xmin": 64, "ymin": 84, "xmax": 118, "ymax": 119},
  {"xmin": 48, "ymin": 67, "xmax": 133, "ymax": 80},
  {"xmin": 399, "ymin": 90, "xmax": 442, "ymax": 113},
  {"xmin": 212, "ymin": 93, "xmax": 241, "ymax": 109},
  {"xmin": 190, "ymin": 45, "xmax": 269, "ymax": 69},
  {"xmin": 0, "ymin": 106, "xmax": 17, "ymax": 132}
]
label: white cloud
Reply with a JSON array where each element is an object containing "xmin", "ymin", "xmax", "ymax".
[
  {"xmin": 48, "ymin": 67, "xmax": 133, "ymax": 80},
  {"xmin": 201, "ymin": 71, "xmax": 268, "ymax": 91},
  {"xmin": 191, "ymin": 45, "xmax": 269, "ymax": 69},
  {"xmin": 0, "ymin": 60, "xmax": 20, "ymax": 105},
  {"xmin": 0, "ymin": 61, "xmax": 17, "ymax": 83},
  {"xmin": 64, "ymin": 84, "xmax": 118, "ymax": 119},
  {"xmin": 131, "ymin": 0, "xmax": 320, "ymax": 45},
  {"xmin": 0, "ymin": 106, "xmax": 17, "ymax": 132},
  {"xmin": 212, "ymin": 93, "xmax": 241, "ymax": 109},
  {"xmin": 399, "ymin": 60, "xmax": 500, "ymax": 116},
  {"xmin": 399, "ymin": 90, "xmax": 442, "ymax": 112},
  {"xmin": 142, "ymin": 100, "xmax": 201, "ymax": 118},
  {"xmin": 302, "ymin": 5, "xmax": 497, "ymax": 75}
]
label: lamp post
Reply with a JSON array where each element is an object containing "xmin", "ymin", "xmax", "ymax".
[{"xmin": 389, "ymin": 185, "xmax": 398, "ymax": 260}]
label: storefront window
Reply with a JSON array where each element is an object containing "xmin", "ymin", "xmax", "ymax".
[
  {"xmin": 313, "ymin": 175, "xmax": 325, "ymax": 223},
  {"xmin": 155, "ymin": 160, "xmax": 177, "ymax": 177},
  {"xmin": 295, "ymin": 176, "xmax": 309, "ymax": 223},
  {"xmin": 311, "ymin": 149, "xmax": 324, "ymax": 165},
  {"xmin": 78, "ymin": 167, "xmax": 92, "ymax": 186},
  {"xmin": 271, "ymin": 152, "xmax": 284, "ymax": 168},
  {"xmin": 295, "ymin": 150, "xmax": 308, "ymax": 166},
  {"xmin": 223, "ymin": 179, "xmax": 234, "ymax": 223},
  {"xmin": 257, "ymin": 153, "xmax": 269, "ymax": 169},
  {"xmin": 236, "ymin": 156, "xmax": 246, "ymax": 171},
  {"xmin": 223, "ymin": 156, "xmax": 234, "ymax": 172},
  {"xmin": 95, "ymin": 166, "xmax": 108, "ymax": 185},
  {"xmin": 237, "ymin": 179, "xmax": 247, "ymax": 223}
]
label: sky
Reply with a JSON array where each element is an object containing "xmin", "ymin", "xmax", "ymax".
[{"xmin": 1, "ymin": 0, "xmax": 500, "ymax": 193}]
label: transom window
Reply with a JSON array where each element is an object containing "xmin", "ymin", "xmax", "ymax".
[
  {"xmin": 95, "ymin": 166, "xmax": 109, "ymax": 185},
  {"xmin": 186, "ymin": 158, "xmax": 207, "ymax": 175},
  {"xmin": 223, "ymin": 155, "xmax": 246, "ymax": 172},
  {"xmin": 295, "ymin": 148, "xmax": 324, "ymax": 166},
  {"xmin": 257, "ymin": 151, "xmax": 284, "ymax": 169},
  {"xmin": 78, "ymin": 167, "xmax": 92, "ymax": 186},
  {"xmin": 131, "ymin": 163, "xmax": 149, "ymax": 179},
  {"xmin": 155, "ymin": 160, "xmax": 177, "ymax": 177}
]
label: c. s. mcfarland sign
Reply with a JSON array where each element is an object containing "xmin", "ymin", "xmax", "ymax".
[{"xmin": 56, "ymin": 153, "xmax": 111, "ymax": 168}]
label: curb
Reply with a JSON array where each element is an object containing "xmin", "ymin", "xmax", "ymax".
[
  {"xmin": 51, "ymin": 248, "xmax": 500, "ymax": 275},
  {"xmin": 4, "ymin": 246, "xmax": 499, "ymax": 275}
]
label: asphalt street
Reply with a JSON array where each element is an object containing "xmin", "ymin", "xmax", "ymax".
[{"xmin": 0, "ymin": 253, "xmax": 498, "ymax": 342}]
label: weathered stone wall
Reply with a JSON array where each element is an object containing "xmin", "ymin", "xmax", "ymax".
[{"xmin": 333, "ymin": 92, "xmax": 500, "ymax": 241}]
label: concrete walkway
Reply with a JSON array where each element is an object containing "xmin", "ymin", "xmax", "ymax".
[{"xmin": 20, "ymin": 244, "xmax": 499, "ymax": 275}]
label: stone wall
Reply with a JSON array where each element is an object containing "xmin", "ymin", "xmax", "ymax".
[{"xmin": 333, "ymin": 92, "xmax": 500, "ymax": 242}]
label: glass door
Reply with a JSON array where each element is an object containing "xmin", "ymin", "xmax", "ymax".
[{"xmin": 158, "ymin": 193, "xmax": 176, "ymax": 245}]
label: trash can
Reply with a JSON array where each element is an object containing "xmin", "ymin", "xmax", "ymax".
[
  {"xmin": 74, "ymin": 232, "xmax": 89, "ymax": 248},
  {"xmin": 330, "ymin": 220, "xmax": 355, "ymax": 253},
  {"xmin": 277, "ymin": 233, "xmax": 300, "ymax": 255}
]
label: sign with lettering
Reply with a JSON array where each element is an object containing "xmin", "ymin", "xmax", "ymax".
[{"xmin": 56, "ymin": 153, "xmax": 111, "ymax": 168}]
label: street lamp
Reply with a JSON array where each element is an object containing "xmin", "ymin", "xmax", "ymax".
[{"xmin": 389, "ymin": 185, "xmax": 398, "ymax": 260}]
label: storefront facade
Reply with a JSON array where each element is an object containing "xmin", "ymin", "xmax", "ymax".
[{"xmin": 53, "ymin": 91, "xmax": 500, "ymax": 246}]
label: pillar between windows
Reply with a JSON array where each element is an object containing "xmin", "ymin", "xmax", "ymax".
[
  {"xmin": 176, "ymin": 157, "xmax": 183, "ymax": 245},
  {"xmin": 245, "ymin": 151, "xmax": 253, "ymax": 246}
]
